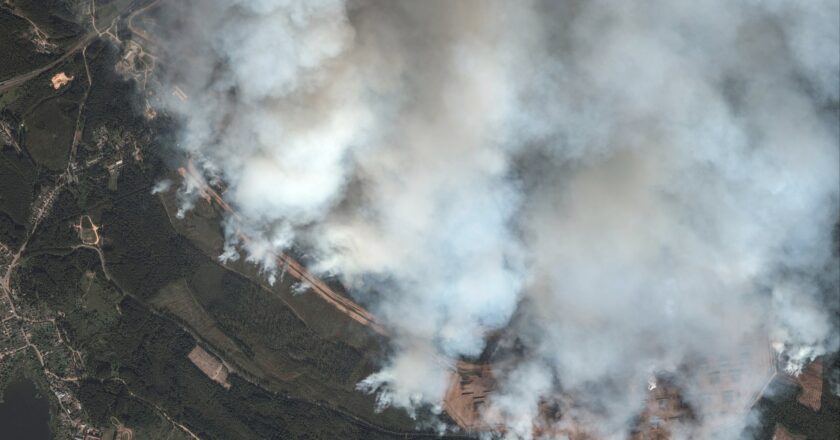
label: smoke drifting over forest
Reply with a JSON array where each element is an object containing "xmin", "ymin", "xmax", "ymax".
[{"xmin": 155, "ymin": 0, "xmax": 839, "ymax": 437}]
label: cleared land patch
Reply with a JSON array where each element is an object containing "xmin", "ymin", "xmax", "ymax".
[
  {"xmin": 150, "ymin": 278, "xmax": 301, "ymax": 383},
  {"xmin": 187, "ymin": 345, "xmax": 230, "ymax": 389}
]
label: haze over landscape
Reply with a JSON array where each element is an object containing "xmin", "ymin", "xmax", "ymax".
[
  {"xmin": 0, "ymin": 1, "xmax": 837, "ymax": 439},
  {"xmin": 158, "ymin": 0, "xmax": 840, "ymax": 437}
]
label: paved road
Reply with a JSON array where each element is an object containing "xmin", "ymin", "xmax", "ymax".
[
  {"xmin": 0, "ymin": 0, "xmax": 156, "ymax": 93},
  {"xmin": 0, "ymin": 32, "xmax": 97, "ymax": 93}
]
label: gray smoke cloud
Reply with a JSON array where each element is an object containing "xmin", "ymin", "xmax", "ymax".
[{"xmin": 154, "ymin": 0, "xmax": 839, "ymax": 438}]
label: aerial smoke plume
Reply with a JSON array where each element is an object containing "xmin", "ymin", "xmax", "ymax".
[{"xmin": 155, "ymin": 0, "xmax": 839, "ymax": 437}]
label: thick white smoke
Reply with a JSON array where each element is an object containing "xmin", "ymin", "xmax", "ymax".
[{"xmin": 155, "ymin": 0, "xmax": 839, "ymax": 438}]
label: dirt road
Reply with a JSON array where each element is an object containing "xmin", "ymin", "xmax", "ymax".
[
  {"xmin": 0, "ymin": 0, "xmax": 158, "ymax": 93},
  {"xmin": 0, "ymin": 33, "xmax": 96, "ymax": 93},
  {"xmin": 179, "ymin": 163, "xmax": 387, "ymax": 335}
]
